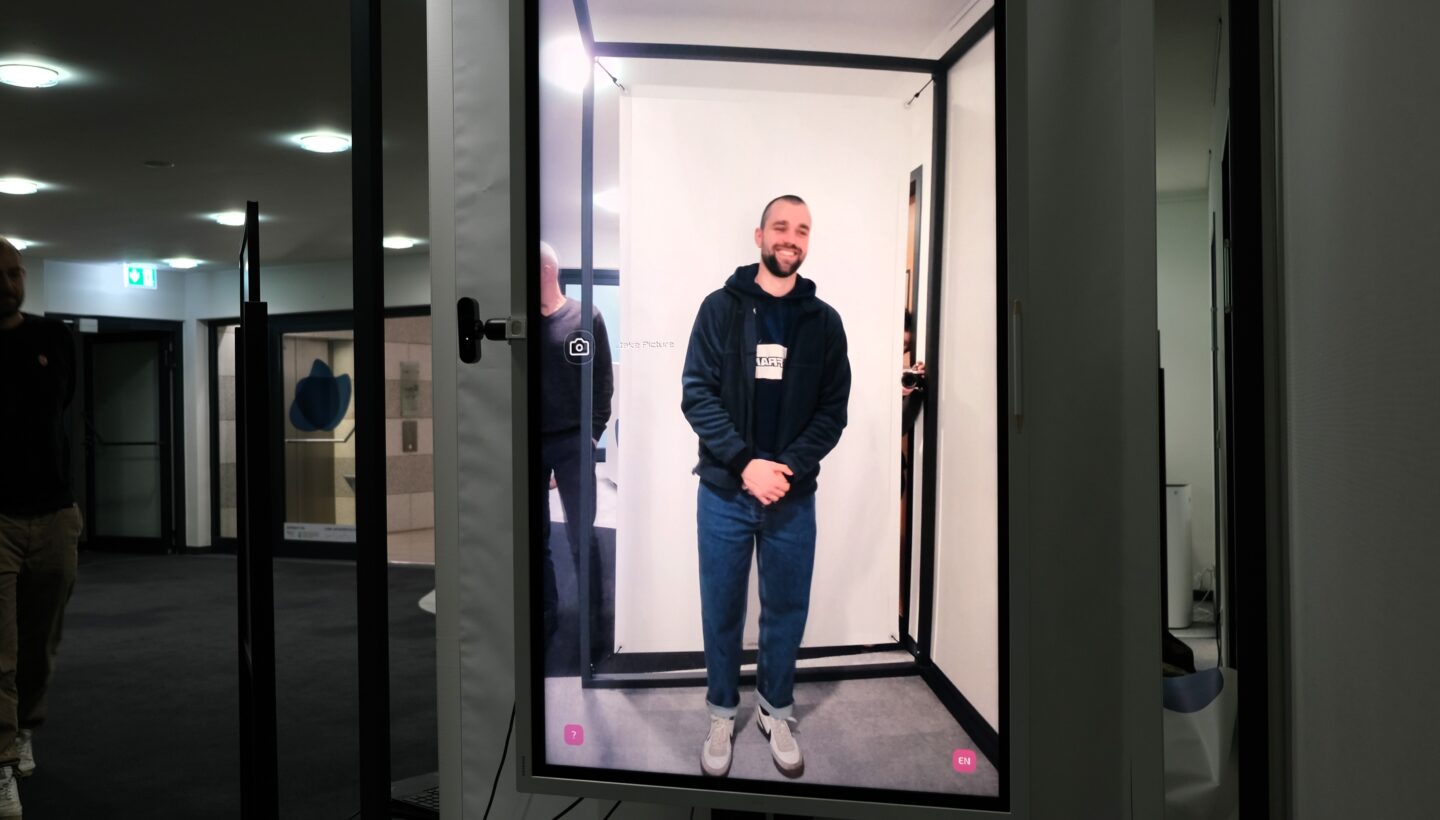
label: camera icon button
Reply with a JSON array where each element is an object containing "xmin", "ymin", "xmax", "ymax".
[{"xmin": 565, "ymin": 330, "xmax": 595, "ymax": 365}]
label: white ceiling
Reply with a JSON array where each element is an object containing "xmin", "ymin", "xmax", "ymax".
[
  {"xmin": 2, "ymin": 0, "xmax": 1219, "ymax": 272},
  {"xmin": 588, "ymin": 0, "xmax": 986, "ymax": 59},
  {"xmin": 538, "ymin": 0, "xmax": 987, "ymax": 268}
]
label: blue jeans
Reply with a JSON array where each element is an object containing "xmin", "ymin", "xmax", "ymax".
[{"xmin": 697, "ymin": 483, "xmax": 816, "ymax": 720}]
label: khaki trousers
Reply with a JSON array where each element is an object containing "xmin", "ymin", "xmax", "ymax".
[{"xmin": 0, "ymin": 506, "xmax": 81, "ymax": 768}]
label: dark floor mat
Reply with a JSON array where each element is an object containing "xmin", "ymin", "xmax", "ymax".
[{"xmin": 19, "ymin": 552, "xmax": 437, "ymax": 819}]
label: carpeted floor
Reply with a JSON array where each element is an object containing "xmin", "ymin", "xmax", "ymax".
[
  {"xmin": 18, "ymin": 551, "xmax": 437, "ymax": 819},
  {"xmin": 543, "ymin": 675, "xmax": 1000, "ymax": 797}
]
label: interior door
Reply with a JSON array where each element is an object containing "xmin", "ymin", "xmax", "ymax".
[{"xmin": 84, "ymin": 333, "xmax": 176, "ymax": 551}]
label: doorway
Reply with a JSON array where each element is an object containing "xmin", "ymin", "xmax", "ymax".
[
  {"xmin": 209, "ymin": 308, "xmax": 435, "ymax": 562},
  {"xmin": 58, "ymin": 316, "xmax": 185, "ymax": 553}
]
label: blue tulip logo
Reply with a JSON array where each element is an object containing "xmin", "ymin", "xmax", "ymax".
[{"xmin": 289, "ymin": 359, "xmax": 352, "ymax": 432}]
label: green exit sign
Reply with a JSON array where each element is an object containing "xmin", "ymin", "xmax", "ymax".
[{"xmin": 124, "ymin": 264, "xmax": 157, "ymax": 289}]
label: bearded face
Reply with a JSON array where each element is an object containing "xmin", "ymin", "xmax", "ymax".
[{"xmin": 755, "ymin": 200, "xmax": 811, "ymax": 279}]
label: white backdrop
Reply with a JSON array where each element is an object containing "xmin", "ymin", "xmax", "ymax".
[{"xmin": 613, "ymin": 83, "xmax": 914, "ymax": 653}]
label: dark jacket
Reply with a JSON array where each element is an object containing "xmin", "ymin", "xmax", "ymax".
[
  {"xmin": 0, "ymin": 313, "xmax": 77, "ymax": 514},
  {"xmin": 680, "ymin": 264, "xmax": 851, "ymax": 497}
]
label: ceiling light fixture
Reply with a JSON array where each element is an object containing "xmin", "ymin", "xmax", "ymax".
[
  {"xmin": 0, "ymin": 63, "xmax": 60, "ymax": 88},
  {"xmin": 540, "ymin": 36, "xmax": 594, "ymax": 93},
  {"xmin": 382, "ymin": 236, "xmax": 418, "ymax": 250},
  {"xmin": 0, "ymin": 178, "xmax": 41, "ymax": 195},
  {"xmin": 296, "ymin": 133, "xmax": 352, "ymax": 153},
  {"xmin": 4, "ymin": 238, "xmax": 31, "ymax": 251},
  {"xmin": 214, "ymin": 211, "xmax": 246, "ymax": 226},
  {"xmin": 165, "ymin": 257, "xmax": 201, "ymax": 269}
]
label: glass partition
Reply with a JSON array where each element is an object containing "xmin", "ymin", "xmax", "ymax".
[{"xmin": 211, "ymin": 312, "xmax": 434, "ymax": 563}]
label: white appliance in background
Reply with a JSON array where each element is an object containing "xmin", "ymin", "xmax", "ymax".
[{"xmin": 1166, "ymin": 484, "xmax": 1194, "ymax": 629}]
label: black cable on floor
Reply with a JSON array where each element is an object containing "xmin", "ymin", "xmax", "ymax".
[
  {"xmin": 601, "ymin": 800, "xmax": 623, "ymax": 820},
  {"xmin": 483, "ymin": 703, "xmax": 517, "ymax": 820},
  {"xmin": 551, "ymin": 796, "xmax": 584, "ymax": 819}
]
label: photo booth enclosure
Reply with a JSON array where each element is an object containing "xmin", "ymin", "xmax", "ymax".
[
  {"xmin": 432, "ymin": 0, "xmax": 1170, "ymax": 815},
  {"xmin": 538, "ymin": 0, "xmax": 1001, "ymax": 733}
]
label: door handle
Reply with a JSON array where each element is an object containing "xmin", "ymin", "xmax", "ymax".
[{"xmin": 457, "ymin": 297, "xmax": 524, "ymax": 363}]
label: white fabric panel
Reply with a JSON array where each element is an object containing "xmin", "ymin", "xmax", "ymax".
[
  {"xmin": 929, "ymin": 31, "xmax": 1000, "ymax": 730},
  {"xmin": 614, "ymin": 85, "xmax": 910, "ymax": 653}
]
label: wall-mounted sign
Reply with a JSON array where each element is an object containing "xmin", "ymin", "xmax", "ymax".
[
  {"xmin": 283, "ymin": 522, "xmax": 357, "ymax": 543},
  {"xmin": 123, "ymin": 264, "xmax": 157, "ymax": 289},
  {"xmin": 400, "ymin": 361, "xmax": 421, "ymax": 417}
]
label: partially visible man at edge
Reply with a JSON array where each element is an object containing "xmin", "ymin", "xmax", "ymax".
[{"xmin": 0, "ymin": 237, "xmax": 83, "ymax": 818}]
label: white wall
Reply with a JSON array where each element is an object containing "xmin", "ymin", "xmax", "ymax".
[
  {"xmin": 24, "ymin": 259, "xmax": 47, "ymax": 315},
  {"xmin": 188, "ymin": 252, "xmax": 432, "ymax": 320},
  {"xmin": 1278, "ymin": 1, "xmax": 1440, "ymax": 817},
  {"xmin": 29, "ymin": 252, "xmax": 431, "ymax": 548},
  {"xmin": 614, "ymin": 84, "xmax": 909, "ymax": 652},
  {"xmin": 39, "ymin": 260, "xmax": 190, "ymax": 320},
  {"xmin": 1157, "ymin": 194, "xmax": 1215, "ymax": 583},
  {"xmin": 930, "ymin": 30, "xmax": 1000, "ymax": 732}
]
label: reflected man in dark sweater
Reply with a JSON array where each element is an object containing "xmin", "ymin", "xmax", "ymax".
[
  {"xmin": 0, "ymin": 238, "xmax": 82, "ymax": 813},
  {"xmin": 537, "ymin": 241, "xmax": 613, "ymax": 652}
]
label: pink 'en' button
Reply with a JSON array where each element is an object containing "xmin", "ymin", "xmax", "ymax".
[{"xmin": 952, "ymin": 748, "xmax": 977, "ymax": 773}]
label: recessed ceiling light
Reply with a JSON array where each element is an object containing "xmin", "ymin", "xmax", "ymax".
[
  {"xmin": 214, "ymin": 211, "xmax": 246, "ymax": 226},
  {"xmin": 143, "ymin": 159, "xmax": 175, "ymax": 169},
  {"xmin": 165, "ymin": 257, "xmax": 201, "ymax": 269},
  {"xmin": 296, "ymin": 133, "xmax": 352, "ymax": 153},
  {"xmin": 0, "ymin": 178, "xmax": 41, "ymax": 196},
  {"xmin": 3, "ymin": 238, "xmax": 31, "ymax": 251},
  {"xmin": 382, "ymin": 236, "xmax": 418, "ymax": 250},
  {"xmin": 540, "ymin": 36, "xmax": 593, "ymax": 93},
  {"xmin": 0, "ymin": 63, "xmax": 60, "ymax": 89}
]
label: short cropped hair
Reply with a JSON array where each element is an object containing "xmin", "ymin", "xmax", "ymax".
[{"xmin": 759, "ymin": 195, "xmax": 808, "ymax": 229}]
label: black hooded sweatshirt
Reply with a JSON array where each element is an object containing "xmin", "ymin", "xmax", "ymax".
[{"xmin": 680, "ymin": 264, "xmax": 851, "ymax": 500}]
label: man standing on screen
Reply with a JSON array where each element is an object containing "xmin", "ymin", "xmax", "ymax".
[{"xmin": 681, "ymin": 195, "xmax": 851, "ymax": 777}]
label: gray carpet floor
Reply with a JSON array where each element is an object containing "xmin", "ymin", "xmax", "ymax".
[
  {"xmin": 543, "ymin": 674, "xmax": 1000, "ymax": 797},
  {"xmin": 17, "ymin": 551, "xmax": 437, "ymax": 819}
]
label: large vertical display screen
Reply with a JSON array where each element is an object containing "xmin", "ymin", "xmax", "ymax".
[{"xmin": 523, "ymin": 0, "xmax": 1006, "ymax": 812}]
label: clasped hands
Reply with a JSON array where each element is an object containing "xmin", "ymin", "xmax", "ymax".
[{"xmin": 741, "ymin": 458, "xmax": 793, "ymax": 506}]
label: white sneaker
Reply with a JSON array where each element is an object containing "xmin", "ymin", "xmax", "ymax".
[
  {"xmin": 0, "ymin": 766, "xmax": 20, "ymax": 819},
  {"xmin": 700, "ymin": 715, "xmax": 734, "ymax": 777},
  {"xmin": 756, "ymin": 708, "xmax": 804, "ymax": 776},
  {"xmin": 14, "ymin": 731, "xmax": 32, "ymax": 778}
]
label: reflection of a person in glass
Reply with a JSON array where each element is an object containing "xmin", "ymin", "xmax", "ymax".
[
  {"xmin": 537, "ymin": 242, "xmax": 613, "ymax": 646},
  {"xmin": 681, "ymin": 195, "xmax": 851, "ymax": 778}
]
